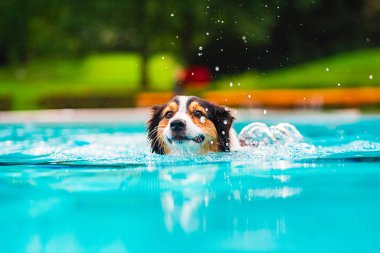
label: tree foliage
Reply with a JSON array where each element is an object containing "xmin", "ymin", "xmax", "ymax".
[{"xmin": 0, "ymin": 0, "xmax": 379, "ymax": 84}]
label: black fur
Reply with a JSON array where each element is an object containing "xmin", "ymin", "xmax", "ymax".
[
  {"xmin": 147, "ymin": 96, "xmax": 235, "ymax": 154},
  {"xmin": 146, "ymin": 104, "xmax": 166, "ymax": 154},
  {"xmin": 189, "ymin": 97, "xmax": 235, "ymax": 151},
  {"xmin": 210, "ymin": 105, "xmax": 235, "ymax": 151}
]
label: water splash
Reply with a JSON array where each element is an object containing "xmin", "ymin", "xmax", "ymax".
[
  {"xmin": 0, "ymin": 121, "xmax": 379, "ymax": 168},
  {"xmin": 238, "ymin": 122, "xmax": 303, "ymax": 147}
]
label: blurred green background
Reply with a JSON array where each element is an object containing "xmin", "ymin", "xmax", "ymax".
[{"xmin": 0, "ymin": 0, "xmax": 379, "ymax": 110}]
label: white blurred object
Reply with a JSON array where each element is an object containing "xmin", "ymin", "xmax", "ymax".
[{"xmin": 238, "ymin": 122, "xmax": 303, "ymax": 147}]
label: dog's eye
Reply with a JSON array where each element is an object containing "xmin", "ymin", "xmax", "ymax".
[
  {"xmin": 164, "ymin": 111, "xmax": 173, "ymax": 119},
  {"xmin": 194, "ymin": 110, "xmax": 204, "ymax": 118}
]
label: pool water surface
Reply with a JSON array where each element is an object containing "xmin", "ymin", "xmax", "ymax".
[{"xmin": 0, "ymin": 114, "xmax": 379, "ymax": 253}]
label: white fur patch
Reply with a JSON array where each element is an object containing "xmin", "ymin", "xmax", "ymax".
[{"xmin": 163, "ymin": 96, "xmax": 205, "ymax": 154}]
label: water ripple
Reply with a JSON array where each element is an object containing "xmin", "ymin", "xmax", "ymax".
[{"xmin": 0, "ymin": 122, "xmax": 379, "ymax": 168}]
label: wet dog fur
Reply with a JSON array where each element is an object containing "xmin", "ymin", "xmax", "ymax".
[{"xmin": 147, "ymin": 96, "xmax": 239, "ymax": 155}]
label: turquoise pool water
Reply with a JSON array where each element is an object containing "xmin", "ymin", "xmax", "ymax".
[{"xmin": 1, "ymin": 114, "xmax": 379, "ymax": 253}]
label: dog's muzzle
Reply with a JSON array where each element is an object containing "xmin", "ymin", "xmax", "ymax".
[{"xmin": 168, "ymin": 119, "xmax": 205, "ymax": 144}]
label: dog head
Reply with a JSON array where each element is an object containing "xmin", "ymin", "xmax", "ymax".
[{"xmin": 147, "ymin": 96, "xmax": 235, "ymax": 155}]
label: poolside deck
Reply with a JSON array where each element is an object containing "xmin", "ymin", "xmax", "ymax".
[
  {"xmin": 137, "ymin": 87, "xmax": 380, "ymax": 108},
  {"xmin": 1, "ymin": 87, "xmax": 378, "ymax": 123},
  {"xmin": 0, "ymin": 107, "xmax": 363, "ymax": 124}
]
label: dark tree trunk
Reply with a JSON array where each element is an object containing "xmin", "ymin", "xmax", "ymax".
[
  {"xmin": 179, "ymin": 16, "xmax": 195, "ymax": 67},
  {"xmin": 140, "ymin": 48, "xmax": 149, "ymax": 90},
  {"xmin": 0, "ymin": 48, "xmax": 9, "ymax": 66}
]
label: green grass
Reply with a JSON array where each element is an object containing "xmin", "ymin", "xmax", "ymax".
[
  {"xmin": 0, "ymin": 53, "xmax": 180, "ymax": 109},
  {"xmin": 214, "ymin": 49, "xmax": 380, "ymax": 90},
  {"xmin": 83, "ymin": 54, "xmax": 141, "ymax": 85},
  {"xmin": 0, "ymin": 49, "xmax": 379, "ymax": 110}
]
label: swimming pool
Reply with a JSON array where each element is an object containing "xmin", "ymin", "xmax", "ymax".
[{"xmin": 1, "ymin": 113, "xmax": 379, "ymax": 253}]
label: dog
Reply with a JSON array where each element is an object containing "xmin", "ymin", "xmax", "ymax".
[
  {"xmin": 147, "ymin": 96, "xmax": 304, "ymax": 155},
  {"xmin": 147, "ymin": 96, "xmax": 240, "ymax": 155}
]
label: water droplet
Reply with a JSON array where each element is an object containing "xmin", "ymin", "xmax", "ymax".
[
  {"xmin": 206, "ymin": 32, "xmax": 210, "ymax": 36},
  {"xmin": 226, "ymin": 143, "xmax": 229, "ymax": 147},
  {"xmin": 223, "ymin": 120, "xmax": 228, "ymax": 125},
  {"xmin": 170, "ymin": 13, "xmax": 174, "ymax": 17},
  {"xmin": 224, "ymin": 107, "xmax": 229, "ymax": 111},
  {"xmin": 222, "ymin": 131, "xmax": 225, "ymax": 135},
  {"xmin": 205, "ymin": 108, "xmax": 208, "ymax": 111},
  {"xmin": 199, "ymin": 46, "xmax": 203, "ymax": 50},
  {"xmin": 325, "ymin": 67, "xmax": 330, "ymax": 72},
  {"xmin": 215, "ymin": 66, "xmax": 219, "ymax": 71},
  {"xmin": 200, "ymin": 116, "xmax": 206, "ymax": 124},
  {"xmin": 237, "ymin": 82, "xmax": 241, "ymax": 86},
  {"xmin": 210, "ymin": 140, "xmax": 214, "ymax": 144},
  {"xmin": 229, "ymin": 82, "xmax": 233, "ymax": 87},
  {"xmin": 248, "ymin": 94, "xmax": 252, "ymax": 99},
  {"xmin": 337, "ymin": 83, "xmax": 341, "ymax": 87},
  {"xmin": 263, "ymin": 109, "xmax": 267, "ymax": 115},
  {"xmin": 369, "ymin": 74, "xmax": 373, "ymax": 80}
]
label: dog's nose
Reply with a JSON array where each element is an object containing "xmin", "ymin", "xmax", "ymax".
[{"xmin": 170, "ymin": 119, "xmax": 186, "ymax": 131}]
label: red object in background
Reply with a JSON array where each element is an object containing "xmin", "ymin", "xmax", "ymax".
[{"xmin": 177, "ymin": 66, "xmax": 211, "ymax": 88}]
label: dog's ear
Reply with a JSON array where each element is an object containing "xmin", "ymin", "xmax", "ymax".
[
  {"xmin": 208, "ymin": 104, "xmax": 235, "ymax": 151},
  {"xmin": 146, "ymin": 104, "xmax": 166, "ymax": 154}
]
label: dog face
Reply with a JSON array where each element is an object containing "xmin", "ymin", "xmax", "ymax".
[{"xmin": 147, "ymin": 96, "xmax": 235, "ymax": 155}]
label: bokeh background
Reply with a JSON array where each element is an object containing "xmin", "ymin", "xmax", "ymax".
[{"xmin": 0, "ymin": 0, "xmax": 379, "ymax": 110}]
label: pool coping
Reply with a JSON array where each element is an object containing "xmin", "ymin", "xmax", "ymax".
[{"xmin": 0, "ymin": 108, "xmax": 367, "ymax": 124}]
